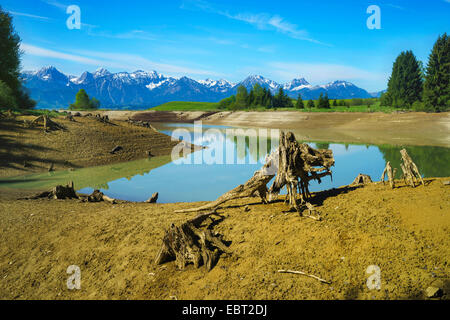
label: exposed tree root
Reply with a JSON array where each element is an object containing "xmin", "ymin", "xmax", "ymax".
[
  {"xmin": 154, "ymin": 210, "xmax": 230, "ymax": 271},
  {"xmin": 269, "ymin": 132, "xmax": 334, "ymax": 214},
  {"xmin": 174, "ymin": 151, "xmax": 278, "ymax": 213}
]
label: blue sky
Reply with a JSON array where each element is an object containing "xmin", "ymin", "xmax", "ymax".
[{"xmin": 3, "ymin": 0, "xmax": 449, "ymax": 91}]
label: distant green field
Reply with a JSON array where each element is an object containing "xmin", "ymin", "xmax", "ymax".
[
  {"xmin": 151, "ymin": 100, "xmax": 401, "ymax": 113},
  {"xmin": 152, "ymin": 101, "xmax": 220, "ymax": 111}
]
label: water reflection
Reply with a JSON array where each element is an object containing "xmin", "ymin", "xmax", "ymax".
[{"xmin": 1, "ymin": 123, "xmax": 449, "ymax": 203}]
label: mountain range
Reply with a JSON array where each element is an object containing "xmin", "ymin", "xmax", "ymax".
[{"xmin": 21, "ymin": 66, "xmax": 379, "ymax": 109}]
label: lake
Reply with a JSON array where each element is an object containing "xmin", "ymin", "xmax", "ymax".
[{"xmin": 2, "ymin": 123, "xmax": 449, "ymax": 203}]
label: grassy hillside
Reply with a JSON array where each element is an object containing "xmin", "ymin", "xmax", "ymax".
[{"xmin": 151, "ymin": 101, "xmax": 220, "ymax": 111}]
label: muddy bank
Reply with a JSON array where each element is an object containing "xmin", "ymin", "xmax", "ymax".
[
  {"xmin": 0, "ymin": 116, "xmax": 186, "ymax": 178},
  {"xmin": 82, "ymin": 110, "xmax": 450, "ymax": 148},
  {"xmin": 0, "ymin": 178, "xmax": 448, "ymax": 300}
]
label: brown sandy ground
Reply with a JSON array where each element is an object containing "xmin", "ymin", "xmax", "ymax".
[
  {"xmin": 130, "ymin": 111, "xmax": 450, "ymax": 148},
  {"xmin": 0, "ymin": 178, "xmax": 448, "ymax": 300},
  {"xmin": 0, "ymin": 116, "xmax": 182, "ymax": 178},
  {"xmin": 83, "ymin": 110, "xmax": 450, "ymax": 148}
]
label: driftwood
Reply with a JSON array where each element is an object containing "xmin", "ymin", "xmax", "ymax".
[
  {"xmin": 381, "ymin": 162, "xmax": 396, "ymax": 188},
  {"xmin": 30, "ymin": 115, "xmax": 65, "ymax": 132},
  {"xmin": 154, "ymin": 210, "xmax": 230, "ymax": 271},
  {"xmin": 400, "ymin": 149, "xmax": 424, "ymax": 187},
  {"xmin": 174, "ymin": 150, "xmax": 278, "ymax": 213},
  {"xmin": 278, "ymin": 269, "xmax": 331, "ymax": 284},
  {"xmin": 351, "ymin": 173, "xmax": 373, "ymax": 186},
  {"xmin": 269, "ymin": 132, "xmax": 334, "ymax": 213}
]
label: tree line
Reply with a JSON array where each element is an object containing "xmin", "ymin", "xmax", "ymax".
[
  {"xmin": 381, "ymin": 33, "xmax": 449, "ymax": 112},
  {"xmin": 219, "ymin": 83, "xmax": 337, "ymax": 110},
  {"xmin": 219, "ymin": 84, "xmax": 294, "ymax": 110},
  {"xmin": 218, "ymin": 85, "xmax": 381, "ymax": 111}
]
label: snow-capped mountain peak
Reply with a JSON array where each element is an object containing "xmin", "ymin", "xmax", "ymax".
[
  {"xmin": 93, "ymin": 68, "xmax": 111, "ymax": 78},
  {"xmin": 283, "ymin": 78, "xmax": 311, "ymax": 91},
  {"xmin": 21, "ymin": 66, "xmax": 374, "ymax": 109}
]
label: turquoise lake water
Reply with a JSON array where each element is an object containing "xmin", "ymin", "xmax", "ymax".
[{"xmin": 2, "ymin": 123, "xmax": 449, "ymax": 203}]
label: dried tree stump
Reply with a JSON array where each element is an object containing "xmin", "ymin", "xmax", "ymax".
[
  {"xmin": 269, "ymin": 132, "xmax": 334, "ymax": 213},
  {"xmin": 145, "ymin": 192, "xmax": 159, "ymax": 203},
  {"xmin": 351, "ymin": 173, "xmax": 373, "ymax": 186},
  {"xmin": 400, "ymin": 148, "xmax": 424, "ymax": 187},
  {"xmin": 381, "ymin": 161, "xmax": 396, "ymax": 188},
  {"xmin": 26, "ymin": 181, "xmax": 78, "ymax": 200},
  {"xmin": 30, "ymin": 115, "xmax": 65, "ymax": 132},
  {"xmin": 154, "ymin": 210, "xmax": 230, "ymax": 271}
]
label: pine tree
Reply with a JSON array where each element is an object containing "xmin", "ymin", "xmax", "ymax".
[
  {"xmin": 323, "ymin": 93, "xmax": 330, "ymax": 109},
  {"xmin": 295, "ymin": 93, "xmax": 304, "ymax": 109},
  {"xmin": 333, "ymin": 99, "xmax": 337, "ymax": 107},
  {"xmin": 386, "ymin": 50, "xmax": 423, "ymax": 108},
  {"xmin": 235, "ymin": 85, "xmax": 248, "ymax": 109},
  {"xmin": 423, "ymin": 33, "xmax": 450, "ymax": 112},
  {"xmin": 69, "ymin": 89, "xmax": 100, "ymax": 110},
  {"xmin": 252, "ymin": 83, "xmax": 264, "ymax": 106},
  {"xmin": 0, "ymin": 7, "xmax": 35, "ymax": 109},
  {"xmin": 307, "ymin": 99, "xmax": 315, "ymax": 109},
  {"xmin": 248, "ymin": 89, "xmax": 255, "ymax": 106},
  {"xmin": 317, "ymin": 93, "xmax": 324, "ymax": 108}
]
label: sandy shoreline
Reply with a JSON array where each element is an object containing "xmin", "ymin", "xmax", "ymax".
[
  {"xmin": 0, "ymin": 112, "xmax": 448, "ymax": 300},
  {"xmin": 0, "ymin": 178, "xmax": 448, "ymax": 299},
  {"xmin": 90, "ymin": 110, "xmax": 450, "ymax": 148},
  {"xmin": 0, "ymin": 115, "xmax": 194, "ymax": 179}
]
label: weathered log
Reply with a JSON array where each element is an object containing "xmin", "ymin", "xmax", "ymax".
[
  {"xmin": 174, "ymin": 151, "xmax": 278, "ymax": 213},
  {"xmin": 154, "ymin": 210, "xmax": 230, "ymax": 271},
  {"xmin": 400, "ymin": 148, "xmax": 424, "ymax": 187},
  {"xmin": 351, "ymin": 173, "xmax": 373, "ymax": 186}
]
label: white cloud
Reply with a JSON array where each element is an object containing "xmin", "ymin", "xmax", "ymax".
[
  {"xmin": 21, "ymin": 43, "xmax": 104, "ymax": 65},
  {"xmin": 42, "ymin": 0, "xmax": 67, "ymax": 10},
  {"xmin": 267, "ymin": 61, "xmax": 387, "ymax": 84},
  {"xmin": 21, "ymin": 43, "xmax": 221, "ymax": 77},
  {"xmin": 8, "ymin": 11, "xmax": 51, "ymax": 21},
  {"xmin": 181, "ymin": 0, "xmax": 329, "ymax": 45}
]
